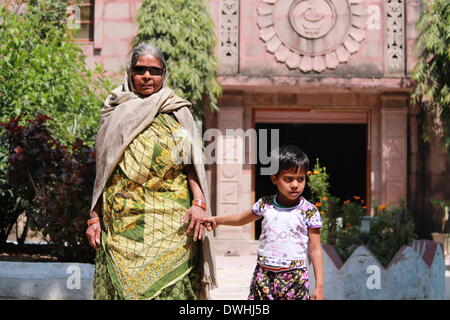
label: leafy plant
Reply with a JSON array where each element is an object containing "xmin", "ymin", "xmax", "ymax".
[
  {"xmin": 364, "ymin": 203, "xmax": 417, "ymax": 267},
  {"xmin": 430, "ymin": 199, "xmax": 450, "ymax": 233},
  {"xmin": 411, "ymin": 0, "xmax": 450, "ymax": 156},
  {"xmin": 0, "ymin": 1, "xmax": 110, "ymax": 144},
  {"xmin": 0, "ymin": 1, "xmax": 114, "ymax": 246},
  {"xmin": 133, "ymin": 0, "xmax": 222, "ymax": 119},
  {"xmin": 307, "ymin": 159, "xmax": 417, "ymax": 267},
  {"xmin": 1, "ymin": 115, "xmax": 96, "ymax": 262}
]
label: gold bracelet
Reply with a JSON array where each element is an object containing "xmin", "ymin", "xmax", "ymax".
[
  {"xmin": 192, "ymin": 199, "xmax": 207, "ymax": 211},
  {"xmin": 87, "ymin": 218, "xmax": 100, "ymax": 226}
]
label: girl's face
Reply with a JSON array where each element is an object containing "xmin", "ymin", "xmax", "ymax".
[{"xmin": 271, "ymin": 167, "xmax": 306, "ymax": 207}]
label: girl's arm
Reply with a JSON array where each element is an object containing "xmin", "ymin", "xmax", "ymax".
[
  {"xmin": 203, "ymin": 210, "xmax": 261, "ymax": 230},
  {"xmin": 308, "ymin": 228, "xmax": 325, "ymax": 300}
]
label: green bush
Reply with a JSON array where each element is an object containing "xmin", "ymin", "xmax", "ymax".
[
  {"xmin": 1, "ymin": 115, "xmax": 96, "ymax": 262},
  {"xmin": 308, "ymin": 160, "xmax": 417, "ymax": 267},
  {"xmin": 0, "ymin": 1, "xmax": 113, "ymax": 249},
  {"xmin": 133, "ymin": 0, "xmax": 222, "ymax": 119},
  {"xmin": 0, "ymin": 1, "xmax": 111, "ymax": 144}
]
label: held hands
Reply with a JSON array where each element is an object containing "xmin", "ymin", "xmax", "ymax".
[
  {"xmin": 201, "ymin": 216, "xmax": 218, "ymax": 232},
  {"xmin": 181, "ymin": 205, "xmax": 206, "ymax": 241}
]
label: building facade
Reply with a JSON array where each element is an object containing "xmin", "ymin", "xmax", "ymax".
[{"xmin": 80, "ymin": 0, "xmax": 449, "ymax": 249}]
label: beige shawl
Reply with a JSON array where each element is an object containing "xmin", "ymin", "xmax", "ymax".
[{"xmin": 91, "ymin": 74, "xmax": 217, "ymax": 297}]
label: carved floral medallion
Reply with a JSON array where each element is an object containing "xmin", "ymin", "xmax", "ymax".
[{"xmin": 257, "ymin": 0, "xmax": 367, "ymax": 72}]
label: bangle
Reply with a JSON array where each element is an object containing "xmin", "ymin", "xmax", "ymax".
[
  {"xmin": 192, "ymin": 199, "xmax": 207, "ymax": 211},
  {"xmin": 87, "ymin": 218, "xmax": 100, "ymax": 226}
]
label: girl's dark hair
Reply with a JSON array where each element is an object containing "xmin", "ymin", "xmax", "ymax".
[{"xmin": 272, "ymin": 145, "xmax": 309, "ymax": 176}]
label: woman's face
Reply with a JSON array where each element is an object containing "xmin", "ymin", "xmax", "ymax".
[{"xmin": 131, "ymin": 54, "xmax": 164, "ymax": 96}]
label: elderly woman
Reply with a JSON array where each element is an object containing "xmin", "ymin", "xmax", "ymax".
[{"xmin": 85, "ymin": 43, "xmax": 216, "ymax": 300}]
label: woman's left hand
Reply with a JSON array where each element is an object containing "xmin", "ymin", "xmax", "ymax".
[{"xmin": 181, "ymin": 205, "xmax": 205, "ymax": 241}]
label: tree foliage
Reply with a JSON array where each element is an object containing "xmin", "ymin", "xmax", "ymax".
[
  {"xmin": 133, "ymin": 0, "xmax": 222, "ymax": 119},
  {"xmin": 412, "ymin": 0, "xmax": 450, "ymax": 154},
  {"xmin": 0, "ymin": 1, "xmax": 113, "ymax": 247},
  {"xmin": 0, "ymin": 0, "xmax": 112, "ymax": 144}
]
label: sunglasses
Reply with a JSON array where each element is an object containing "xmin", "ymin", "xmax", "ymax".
[{"xmin": 131, "ymin": 65, "xmax": 165, "ymax": 76}]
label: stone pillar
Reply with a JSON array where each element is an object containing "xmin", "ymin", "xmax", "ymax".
[
  {"xmin": 380, "ymin": 95, "xmax": 408, "ymax": 204},
  {"xmin": 215, "ymin": 107, "xmax": 248, "ymax": 240}
]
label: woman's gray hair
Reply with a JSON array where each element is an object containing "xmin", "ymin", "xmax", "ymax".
[{"xmin": 128, "ymin": 43, "xmax": 167, "ymax": 75}]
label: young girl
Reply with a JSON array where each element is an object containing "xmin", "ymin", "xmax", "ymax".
[{"xmin": 203, "ymin": 145, "xmax": 324, "ymax": 300}]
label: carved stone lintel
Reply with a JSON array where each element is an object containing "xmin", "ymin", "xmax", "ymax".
[{"xmin": 220, "ymin": 0, "xmax": 240, "ymax": 75}]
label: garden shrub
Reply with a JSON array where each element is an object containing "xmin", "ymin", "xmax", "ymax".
[
  {"xmin": 1, "ymin": 115, "xmax": 96, "ymax": 262},
  {"xmin": 0, "ymin": 1, "xmax": 114, "ymax": 247},
  {"xmin": 0, "ymin": 1, "xmax": 111, "ymax": 144},
  {"xmin": 308, "ymin": 160, "xmax": 417, "ymax": 267}
]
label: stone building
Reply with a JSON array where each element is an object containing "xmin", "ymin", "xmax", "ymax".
[{"xmin": 76, "ymin": 0, "xmax": 448, "ymax": 249}]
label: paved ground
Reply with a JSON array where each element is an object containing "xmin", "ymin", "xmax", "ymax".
[{"xmin": 210, "ymin": 254, "xmax": 450, "ymax": 300}]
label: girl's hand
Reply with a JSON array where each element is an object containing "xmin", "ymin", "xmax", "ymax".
[
  {"xmin": 86, "ymin": 221, "xmax": 101, "ymax": 250},
  {"xmin": 311, "ymin": 286, "xmax": 325, "ymax": 300},
  {"xmin": 181, "ymin": 205, "xmax": 205, "ymax": 241},
  {"xmin": 201, "ymin": 217, "xmax": 218, "ymax": 231}
]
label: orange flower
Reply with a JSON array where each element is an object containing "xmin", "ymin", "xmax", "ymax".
[
  {"xmin": 343, "ymin": 200, "xmax": 351, "ymax": 204},
  {"xmin": 320, "ymin": 211, "xmax": 326, "ymax": 215},
  {"xmin": 315, "ymin": 202, "xmax": 322, "ymax": 208},
  {"xmin": 313, "ymin": 170, "xmax": 319, "ymax": 175},
  {"xmin": 377, "ymin": 203, "xmax": 388, "ymax": 212},
  {"xmin": 362, "ymin": 206, "xmax": 368, "ymax": 209},
  {"xmin": 307, "ymin": 171, "xmax": 312, "ymax": 175},
  {"xmin": 322, "ymin": 196, "xmax": 329, "ymax": 201},
  {"xmin": 353, "ymin": 196, "xmax": 360, "ymax": 200}
]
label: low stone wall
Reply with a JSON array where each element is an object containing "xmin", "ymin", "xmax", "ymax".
[
  {"xmin": 0, "ymin": 262, "xmax": 93, "ymax": 300},
  {"xmin": 0, "ymin": 240, "xmax": 445, "ymax": 300},
  {"xmin": 309, "ymin": 240, "xmax": 445, "ymax": 299}
]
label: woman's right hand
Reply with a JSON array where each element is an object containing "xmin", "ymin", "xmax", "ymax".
[{"xmin": 86, "ymin": 221, "xmax": 102, "ymax": 250}]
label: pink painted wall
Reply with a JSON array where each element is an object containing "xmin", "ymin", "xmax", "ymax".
[
  {"xmin": 83, "ymin": 0, "xmax": 421, "ymax": 80},
  {"xmin": 82, "ymin": 0, "xmax": 142, "ymax": 74}
]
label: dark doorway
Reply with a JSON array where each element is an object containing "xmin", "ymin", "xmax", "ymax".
[{"xmin": 254, "ymin": 123, "xmax": 367, "ymax": 239}]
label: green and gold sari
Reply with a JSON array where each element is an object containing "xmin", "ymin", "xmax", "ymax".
[{"xmin": 93, "ymin": 113, "xmax": 201, "ymax": 300}]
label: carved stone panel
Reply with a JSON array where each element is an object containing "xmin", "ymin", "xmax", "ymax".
[
  {"xmin": 257, "ymin": 0, "xmax": 367, "ymax": 72},
  {"xmin": 385, "ymin": 0, "xmax": 405, "ymax": 75},
  {"xmin": 220, "ymin": 0, "xmax": 240, "ymax": 75}
]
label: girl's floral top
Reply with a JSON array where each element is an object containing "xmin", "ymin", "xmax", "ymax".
[{"xmin": 252, "ymin": 195, "xmax": 322, "ymax": 267}]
